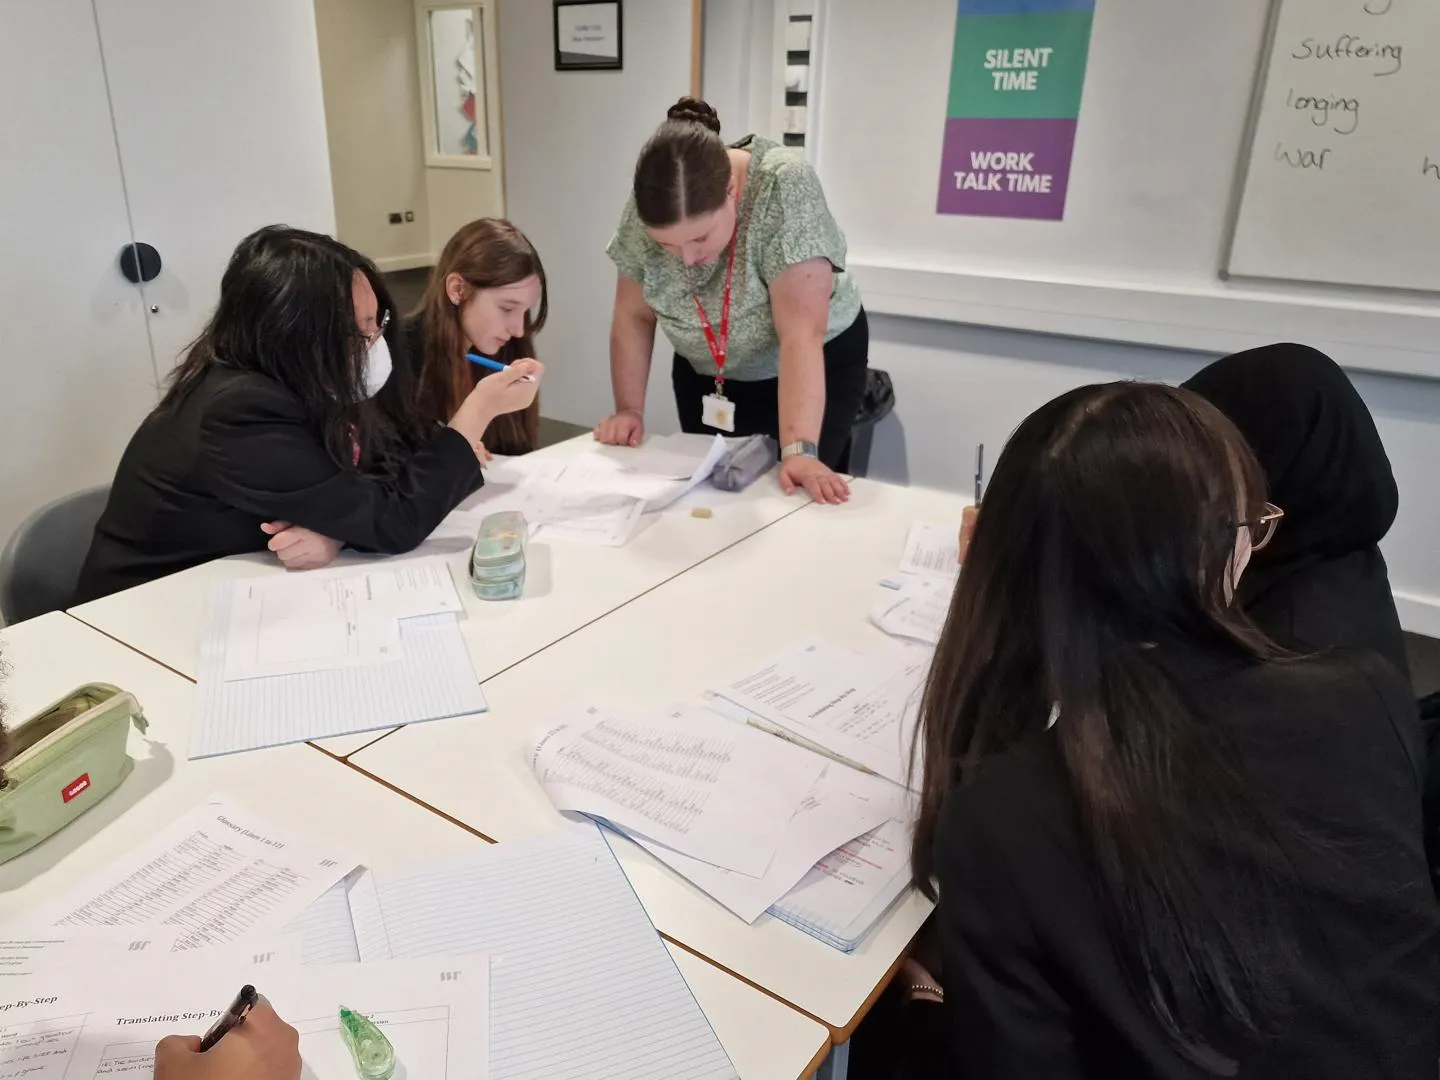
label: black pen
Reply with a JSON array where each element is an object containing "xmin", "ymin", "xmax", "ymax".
[
  {"xmin": 199, "ymin": 984, "xmax": 258, "ymax": 1052},
  {"xmin": 974, "ymin": 443, "xmax": 985, "ymax": 505}
]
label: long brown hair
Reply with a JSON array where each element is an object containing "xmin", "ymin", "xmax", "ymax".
[
  {"xmin": 912, "ymin": 382, "xmax": 1305, "ymax": 1073},
  {"xmin": 414, "ymin": 219, "xmax": 547, "ymax": 454},
  {"xmin": 633, "ymin": 97, "xmax": 731, "ymax": 227}
]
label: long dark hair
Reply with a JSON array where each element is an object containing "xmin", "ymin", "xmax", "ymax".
[
  {"xmin": 415, "ymin": 218, "xmax": 546, "ymax": 454},
  {"xmin": 912, "ymin": 382, "xmax": 1301, "ymax": 1072},
  {"xmin": 632, "ymin": 97, "xmax": 731, "ymax": 227},
  {"xmin": 161, "ymin": 225, "xmax": 431, "ymax": 474}
]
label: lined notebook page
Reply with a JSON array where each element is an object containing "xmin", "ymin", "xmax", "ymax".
[
  {"xmin": 349, "ymin": 827, "xmax": 737, "ymax": 1080},
  {"xmin": 768, "ymin": 818, "xmax": 912, "ymax": 953},
  {"xmin": 193, "ymin": 584, "xmax": 486, "ymax": 758},
  {"xmin": 282, "ymin": 874, "xmax": 361, "ymax": 966}
]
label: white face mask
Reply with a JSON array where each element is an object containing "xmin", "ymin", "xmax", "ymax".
[{"xmin": 363, "ymin": 333, "xmax": 392, "ymax": 398}]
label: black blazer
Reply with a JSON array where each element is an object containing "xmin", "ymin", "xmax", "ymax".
[
  {"xmin": 74, "ymin": 367, "xmax": 481, "ymax": 604},
  {"xmin": 932, "ymin": 650, "xmax": 1440, "ymax": 1079}
]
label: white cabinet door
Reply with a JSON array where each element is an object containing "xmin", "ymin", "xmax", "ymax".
[
  {"xmin": 0, "ymin": 0, "xmax": 160, "ymax": 542},
  {"xmin": 94, "ymin": 0, "xmax": 337, "ymax": 375}
]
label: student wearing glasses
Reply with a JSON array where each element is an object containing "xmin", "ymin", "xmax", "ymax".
[
  {"xmin": 74, "ymin": 225, "xmax": 542, "ymax": 603},
  {"xmin": 906, "ymin": 382, "xmax": 1439, "ymax": 1078},
  {"xmin": 1183, "ymin": 342, "xmax": 1408, "ymax": 679}
]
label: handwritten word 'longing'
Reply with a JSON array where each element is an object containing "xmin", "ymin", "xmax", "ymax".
[
  {"xmin": 954, "ymin": 150, "xmax": 1053, "ymax": 193},
  {"xmin": 1292, "ymin": 35, "xmax": 1402, "ymax": 76},
  {"xmin": 1286, "ymin": 89, "xmax": 1360, "ymax": 135},
  {"xmin": 1275, "ymin": 143, "xmax": 1331, "ymax": 170}
]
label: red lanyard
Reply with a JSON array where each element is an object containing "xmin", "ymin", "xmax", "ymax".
[{"xmin": 692, "ymin": 233, "xmax": 738, "ymax": 394}]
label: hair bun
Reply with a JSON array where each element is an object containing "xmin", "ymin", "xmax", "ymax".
[{"xmin": 666, "ymin": 96, "xmax": 721, "ymax": 135}]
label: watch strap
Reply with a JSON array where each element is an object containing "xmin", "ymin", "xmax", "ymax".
[{"xmin": 780, "ymin": 440, "xmax": 818, "ymax": 460}]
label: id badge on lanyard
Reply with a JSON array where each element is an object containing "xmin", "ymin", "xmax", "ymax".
[{"xmin": 694, "ymin": 235, "xmax": 738, "ymax": 433}]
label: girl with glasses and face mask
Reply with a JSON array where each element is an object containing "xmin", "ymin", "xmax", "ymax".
[
  {"xmin": 901, "ymin": 382, "xmax": 1439, "ymax": 1080},
  {"xmin": 74, "ymin": 225, "xmax": 542, "ymax": 603}
]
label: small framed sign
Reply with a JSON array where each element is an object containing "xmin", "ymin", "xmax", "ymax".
[{"xmin": 554, "ymin": 1, "xmax": 622, "ymax": 71}]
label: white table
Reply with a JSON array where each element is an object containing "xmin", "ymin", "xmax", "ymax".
[
  {"xmin": 0, "ymin": 613, "xmax": 832, "ymax": 1080},
  {"xmin": 349, "ymin": 478, "xmax": 970, "ymax": 1037},
  {"xmin": 68, "ymin": 435, "xmax": 811, "ymax": 756}
]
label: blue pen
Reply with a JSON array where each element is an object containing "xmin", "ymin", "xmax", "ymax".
[{"xmin": 466, "ymin": 352, "xmax": 506, "ymax": 373}]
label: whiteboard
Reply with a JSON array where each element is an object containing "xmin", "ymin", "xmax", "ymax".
[
  {"xmin": 1228, "ymin": 0, "xmax": 1440, "ymax": 292},
  {"xmin": 810, "ymin": 0, "xmax": 1440, "ymax": 379}
]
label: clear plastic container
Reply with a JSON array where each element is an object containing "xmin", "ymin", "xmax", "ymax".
[{"xmin": 470, "ymin": 510, "xmax": 527, "ymax": 600}]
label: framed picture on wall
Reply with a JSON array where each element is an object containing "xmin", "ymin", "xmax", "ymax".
[{"xmin": 554, "ymin": 0, "xmax": 622, "ymax": 71}]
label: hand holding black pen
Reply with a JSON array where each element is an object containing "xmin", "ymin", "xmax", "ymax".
[
  {"xmin": 152, "ymin": 991, "xmax": 301, "ymax": 1080},
  {"xmin": 959, "ymin": 443, "xmax": 984, "ymax": 566}
]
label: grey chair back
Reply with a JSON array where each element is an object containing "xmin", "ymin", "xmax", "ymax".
[{"xmin": 0, "ymin": 486, "xmax": 111, "ymax": 624}]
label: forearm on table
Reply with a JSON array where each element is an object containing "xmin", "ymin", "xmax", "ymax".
[
  {"xmin": 778, "ymin": 335, "xmax": 826, "ymax": 445},
  {"xmin": 609, "ymin": 311, "xmax": 656, "ymax": 413}
]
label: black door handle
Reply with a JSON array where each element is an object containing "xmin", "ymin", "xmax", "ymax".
[{"xmin": 118, "ymin": 242, "xmax": 162, "ymax": 284}]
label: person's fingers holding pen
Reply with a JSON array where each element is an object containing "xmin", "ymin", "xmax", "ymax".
[{"xmin": 205, "ymin": 999, "xmax": 302, "ymax": 1080}]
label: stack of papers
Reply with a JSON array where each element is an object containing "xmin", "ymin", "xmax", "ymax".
[
  {"xmin": 289, "ymin": 827, "xmax": 738, "ymax": 1080},
  {"xmin": 194, "ymin": 561, "xmax": 485, "ymax": 757},
  {"xmin": 870, "ymin": 573, "xmax": 952, "ymax": 646},
  {"xmin": 526, "ymin": 706, "xmax": 897, "ymax": 923},
  {"xmin": 713, "ymin": 640, "xmax": 930, "ymax": 790},
  {"xmin": 456, "ymin": 434, "xmax": 731, "ymax": 548},
  {"xmin": 895, "ymin": 520, "xmax": 961, "ymax": 582}
]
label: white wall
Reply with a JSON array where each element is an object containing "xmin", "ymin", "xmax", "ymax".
[
  {"xmin": 707, "ymin": 3, "xmax": 1440, "ymax": 634},
  {"xmin": 862, "ymin": 317, "xmax": 1440, "ymax": 637},
  {"xmin": 315, "ymin": 0, "xmax": 502, "ymax": 271},
  {"xmin": 498, "ymin": 0, "xmax": 693, "ymax": 432},
  {"xmin": 314, "ymin": 0, "xmax": 432, "ymax": 269}
]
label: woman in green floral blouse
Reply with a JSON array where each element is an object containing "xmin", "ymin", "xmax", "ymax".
[{"xmin": 595, "ymin": 97, "xmax": 868, "ymax": 505}]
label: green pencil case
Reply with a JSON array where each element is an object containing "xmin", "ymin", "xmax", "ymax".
[{"xmin": 0, "ymin": 683, "xmax": 148, "ymax": 865}]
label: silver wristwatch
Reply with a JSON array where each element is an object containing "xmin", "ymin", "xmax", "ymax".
[{"xmin": 780, "ymin": 440, "xmax": 819, "ymax": 460}]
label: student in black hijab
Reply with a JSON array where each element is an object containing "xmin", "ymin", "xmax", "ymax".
[{"xmin": 1183, "ymin": 342, "xmax": 1409, "ymax": 680}]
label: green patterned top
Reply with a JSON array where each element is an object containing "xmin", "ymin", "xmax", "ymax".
[{"xmin": 606, "ymin": 134, "xmax": 862, "ymax": 382}]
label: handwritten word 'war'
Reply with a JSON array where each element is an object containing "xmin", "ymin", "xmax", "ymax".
[
  {"xmin": 1286, "ymin": 89, "xmax": 1360, "ymax": 135},
  {"xmin": 954, "ymin": 151, "xmax": 1053, "ymax": 193},
  {"xmin": 984, "ymin": 47, "xmax": 1055, "ymax": 91},
  {"xmin": 1291, "ymin": 35, "xmax": 1402, "ymax": 76},
  {"xmin": 1275, "ymin": 143, "xmax": 1331, "ymax": 170}
]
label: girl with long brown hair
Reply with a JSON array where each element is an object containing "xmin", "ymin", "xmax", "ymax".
[
  {"xmin": 907, "ymin": 381, "xmax": 1440, "ymax": 1078},
  {"xmin": 405, "ymin": 218, "xmax": 548, "ymax": 455}
]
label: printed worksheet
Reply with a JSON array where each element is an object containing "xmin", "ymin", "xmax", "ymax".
[
  {"xmin": 221, "ymin": 560, "xmax": 463, "ymax": 681},
  {"xmin": 0, "ymin": 956, "xmax": 487, "ymax": 1080},
  {"xmin": 870, "ymin": 573, "xmax": 952, "ymax": 646},
  {"xmin": 34, "ymin": 798, "xmax": 354, "ymax": 951},
  {"xmin": 529, "ymin": 705, "xmax": 823, "ymax": 876},
  {"xmin": 716, "ymin": 642, "xmax": 930, "ymax": 789}
]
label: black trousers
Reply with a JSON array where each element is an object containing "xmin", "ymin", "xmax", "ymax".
[{"xmin": 671, "ymin": 307, "xmax": 870, "ymax": 471}]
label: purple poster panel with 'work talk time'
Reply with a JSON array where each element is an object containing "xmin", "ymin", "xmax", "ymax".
[{"xmin": 937, "ymin": 0, "xmax": 1096, "ymax": 220}]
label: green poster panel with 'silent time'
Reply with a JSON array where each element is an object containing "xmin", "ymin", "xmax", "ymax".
[{"xmin": 946, "ymin": 10, "xmax": 1094, "ymax": 120}]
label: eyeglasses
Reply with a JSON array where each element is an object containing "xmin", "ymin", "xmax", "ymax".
[
  {"xmin": 361, "ymin": 309, "xmax": 391, "ymax": 348},
  {"xmin": 1239, "ymin": 502, "xmax": 1284, "ymax": 552}
]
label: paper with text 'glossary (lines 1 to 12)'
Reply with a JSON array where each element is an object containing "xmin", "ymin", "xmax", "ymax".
[{"xmin": 30, "ymin": 797, "xmax": 355, "ymax": 952}]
